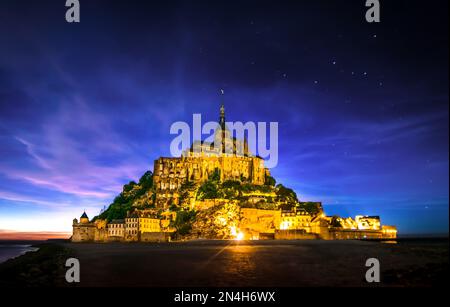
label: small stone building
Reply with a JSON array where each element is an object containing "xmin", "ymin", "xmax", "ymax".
[
  {"xmin": 108, "ymin": 219, "xmax": 125, "ymax": 241},
  {"xmin": 72, "ymin": 212, "xmax": 96, "ymax": 242}
]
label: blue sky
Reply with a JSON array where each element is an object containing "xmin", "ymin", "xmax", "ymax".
[{"xmin": 0, "ymin": 0, "xmax": 448, "ymax": 235}]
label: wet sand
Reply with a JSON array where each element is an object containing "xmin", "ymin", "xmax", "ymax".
[{"xmin": 64, "ymin": 239, "xmax": 448, "ymax": 287}]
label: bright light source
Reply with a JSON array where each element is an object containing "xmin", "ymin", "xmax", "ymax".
[
  {"xmin": 230, "ymin": 226, "xmax": 244, "ymax": 240},
  {"xmin": 235, "ymin": 232, "xmax": 244, "ymax": 240}
]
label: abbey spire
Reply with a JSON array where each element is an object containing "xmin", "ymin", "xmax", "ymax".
[
  {"xmin": 219, "ymin": 89, "xmax": 226, "ymax": 131},
  {"xmin": 219, "ymin": 103, "xmax": 225, "ymax": 130}
]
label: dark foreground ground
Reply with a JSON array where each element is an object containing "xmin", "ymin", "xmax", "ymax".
[{"xmin": 0, "ymin": 239, "xmax": 448, "ymax": 287}]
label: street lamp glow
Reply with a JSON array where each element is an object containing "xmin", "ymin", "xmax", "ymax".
[{"xmin": 235, "ymin": 232, "xmax": 244, "ymax": 240}]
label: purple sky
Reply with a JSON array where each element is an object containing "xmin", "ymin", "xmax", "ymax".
[{"xmin": 0, "ymin": 0, "xmax": 448, "ymax": 235}]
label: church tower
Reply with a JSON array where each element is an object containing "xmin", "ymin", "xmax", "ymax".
[
  {"xmin": 219, "ymin": 103, "xmax": 226, "ymax": 131},
  {"xmin": 80, "ymin": 211, "xmax": 89, "ymax": 224},
  {"xmin": 215, "ymin": 91, "xmax": 232, "ymax": 154}
]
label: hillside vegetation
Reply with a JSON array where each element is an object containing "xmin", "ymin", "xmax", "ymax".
[{"xmin": 95, "ymin": 168, "xmax": 320, "ymax": 222}]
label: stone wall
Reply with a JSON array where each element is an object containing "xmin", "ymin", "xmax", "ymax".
[
  {"xmin": 94, "ymin": 229, "xmax": 108, "ymax": 242},
  {"xmin": 107, "ymin": 235, "xmax": 124, "ymax": 242},
  {"xmin": 72, "ymin": 224, "xmax": 96, "ymax": 242},
  {"xmin": 194, "ymin": 199, "xmax": 237, "ymax": 210},
  {"xmin": 141, "ymin": 232, "xmax": 169, "ymax": 242},
  {"xmin": 153, "ymin": 155, "xmax": 267, "ymax": 193},
  {"xmin": 330, "ymin": 229, "xmax": 385, "ymax": 240},
  {"xmin": 275, "ymin": 230, "xmax": 318, "ymax": 240},
  {"xmin": 240, "ymin": 208, "xmax": 281, "ymax": 234}
]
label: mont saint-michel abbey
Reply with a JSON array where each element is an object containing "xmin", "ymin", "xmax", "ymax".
[
  {"xmin": 153, "ymin": 104, "xmax": 268, "ymax": 207},
  {"xmin": 72, "ymin": 104, "xmax": 397, "ymax": 242}
]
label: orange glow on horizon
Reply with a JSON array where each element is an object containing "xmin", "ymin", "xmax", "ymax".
[{"xmin": 0, "ymin": 230, "xmax": 71, "ymax": 241}]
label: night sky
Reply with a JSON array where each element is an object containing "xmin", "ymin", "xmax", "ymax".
[{"xmin": 0, "ymin": 0, "xmax": 448, "ymax": 236}]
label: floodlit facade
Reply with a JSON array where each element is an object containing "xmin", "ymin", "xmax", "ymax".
[
  {"xmin": 139, "ymin": 217, "xmax": 161, "ymax": 233},
  {"xmin": 73, "ymin": 210, "xmax": 176, "ymax": 242},
  {"xmin": 107, "ymin": 219, "xmax": 125, "ymax": 241},
  {"xmin": 125, "ymin": 213, "xmax": 139, "ymax": 241},
  {"xmin": 280, "ymin": 208, "xmax": 312, "ymax": 232},
  {"xmin": 153, "ymin": 105, "xmax": 269, "ymax": 208},
  {"xmin": 355, "ymin": 215, "xmax": 381, "ymax": 230},
  {"xmin": 72, "ymin": 105, "xmax": 397, "ymax": 242}
]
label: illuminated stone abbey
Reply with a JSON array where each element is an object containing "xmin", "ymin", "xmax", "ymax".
[
  {"xmin": 153, "ymin": 104, "xmax": 268, "ymax": 207},
  {"xmin": 72, "ymin": 104, "xmax": 397, "ymax": 242}
]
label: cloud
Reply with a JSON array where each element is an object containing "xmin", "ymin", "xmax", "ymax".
[
  {"xmin": 1, "ymin": 97, "xmax": 152, "ymax": 201},
  {"xmin": 0, "ymin": 190, "xmax": 72, "ymax": 208},
  {"xmin": 14, "ymin": 136, "xmax": 52, "ymax": 170}
]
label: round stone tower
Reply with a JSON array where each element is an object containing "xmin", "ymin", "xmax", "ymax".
[{"xmin": 80, "ymin": 211, "xmax": 89, "ymax": 224}]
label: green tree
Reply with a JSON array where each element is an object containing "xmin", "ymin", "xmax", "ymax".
[
  {"xmin": 275, "ymin": 184, "xmax": 298, "ymax": 203},
  {"xmin": 94, "ymin": 170, "xmax": 155, "ymax": 221},
  {"xmin": 264, "ymin": 175, "xmax": 276, "ymax": 186},
  {"xmin": 221, "ymin": 180, "xmax": 241, "ymax": 189},
  {"xmin": 197, "ymin": 180, "xmax": 219, "ymax": 200},
  {"xmin": 173, "ymin": 210, "xmax": 197, "ymax": 236},
  {"xmin": 298, "ymin": 202, "xmax": 323, "ymax": 216},
  {"xmin": 330, "ymin": 216, "xmax": 342, "ymax": 228},
  {"xmin": 178, "ymin": 180, "xmax": 197, "ymax": 206},
  {"xmin": 138, "ymin": 171, "xmax": 153, "ymax": 190},
  {"xmin": 123, "ymin": 181, "xmax": 137, "ymax": 193},
  {"xmin": 210, "ymin": 168, "xmax": 221, "ymax": 181}
]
